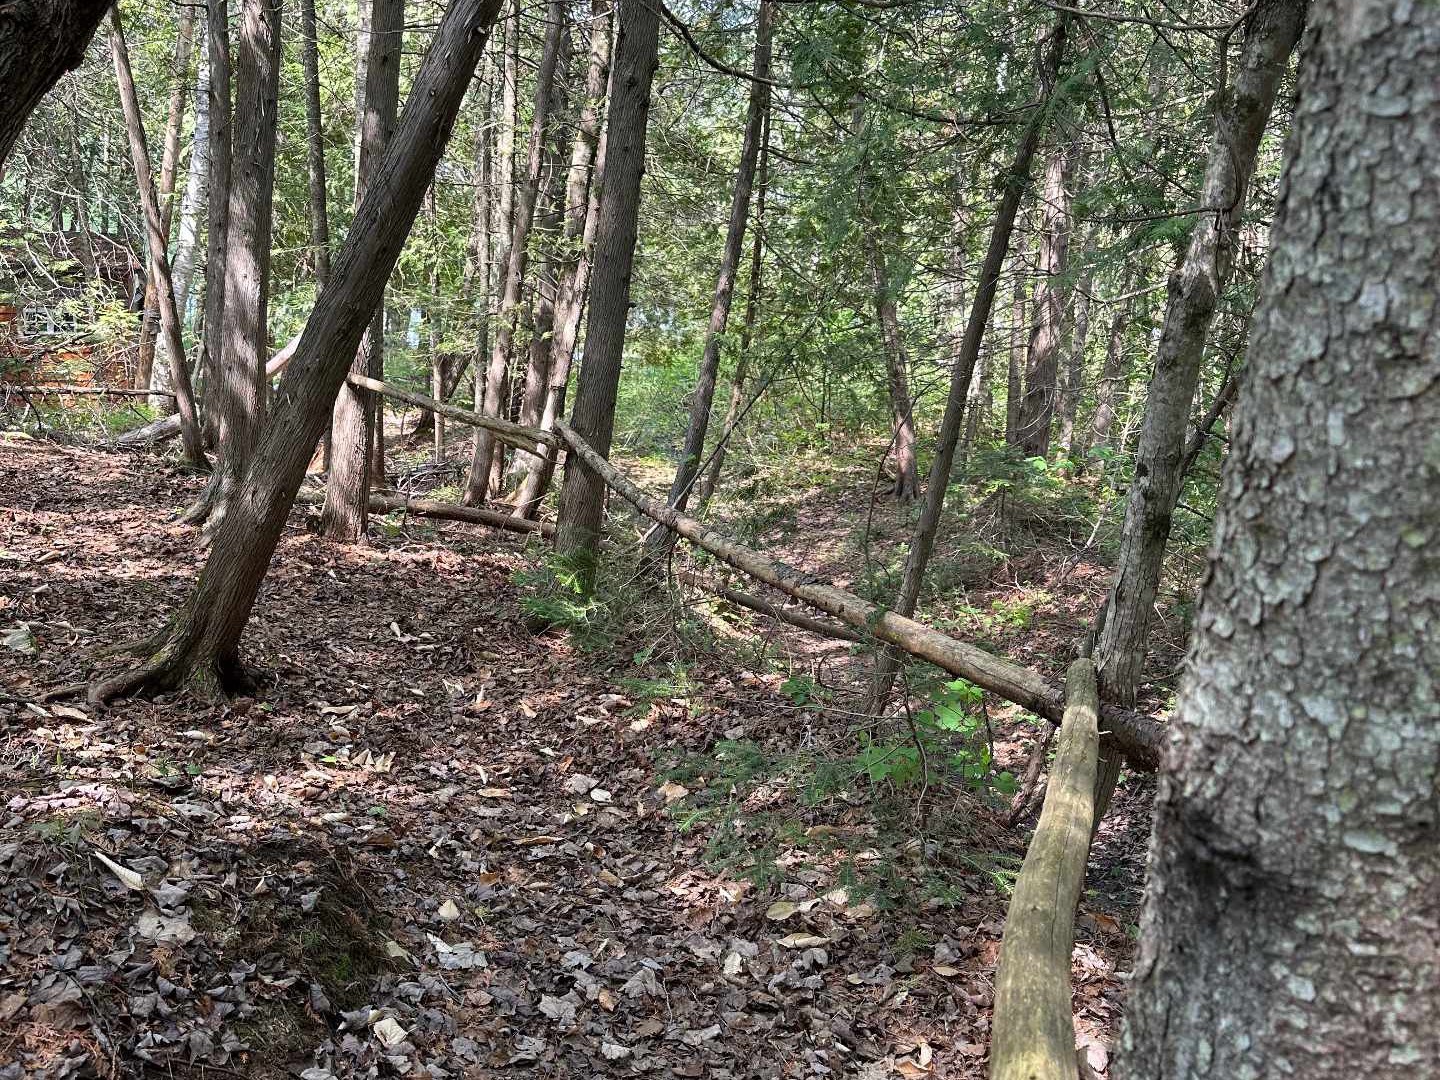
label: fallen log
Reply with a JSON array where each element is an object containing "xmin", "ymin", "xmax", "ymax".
[
  {"xmin": 556, "ymin": 420, "xmax": 1163, "ymax": 770},
  {"xmin": 5, "ymin": 384, "xmax": 177, "ymax": 398},
  {"xmin": 113, "ymin": 334, "xmax": 304, "ymax": 448},
  {"xmin": 989, "ymin": 659, "xmax": 1099, "ymax": 1080},
  {"xmin": 295, "ymin": 489, "xmax": 553, "ymax": 537},
  {"xmin": 345, "ymin": 373, "xmax": 558, "ymax": 454},
  {"xmin": 677, "ymin": 571, "xmax": 866, "ymax": 644}
]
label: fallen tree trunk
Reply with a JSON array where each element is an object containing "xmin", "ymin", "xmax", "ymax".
[
  {"xmin": 113, "ymin": 333, "xmax": 303, "ymax": 447},
  {"xmin": 6, "ymin": 385, "xmax": 177, "ymax": 398},
  {"xmin": 556, "ymin": 420, "xmax": 1163, "ymax": 770},
  {"xmin": 990, "ymin": 658, "xmax": 1099, "ymax": 1080},
  {"xmin": 677, "ymin": 571, "xmax": 865, "ymax": 644},
  {"xmin": 296, "ymin": 489, "xmax": 553, "ymax": 536},
  {"xmin": 346, "ymin": 372, "xmax": 557, "ymax": 455}
]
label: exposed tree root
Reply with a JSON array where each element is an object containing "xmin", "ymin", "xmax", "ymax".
[{"xmin": 88, "ymin": 625, "xmax": 254, "ymax": 705}]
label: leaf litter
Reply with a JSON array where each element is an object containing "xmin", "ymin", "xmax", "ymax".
[{"xmin": 0, "ymin": 440, "xmax": 1143, "ymax": 1077}]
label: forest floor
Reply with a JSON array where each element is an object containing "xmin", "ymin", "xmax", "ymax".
[{"xmin": 0, "ymin": 432, "xmax": 1162, "ymax": 1080}]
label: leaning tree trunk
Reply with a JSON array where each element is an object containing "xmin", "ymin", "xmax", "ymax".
[
  {"xmin": 0, "ymin": 1, "xmax": 111, "ymax": 170},
  {"xmin": 188, "ymin": 0, "xmax": 284, "ymax": 529},
  {"xmin": 89, "ymin": 0, "xmax": 505, "ymax": 704},
  {"xmin": 1012, "ymin": 135, "xmax": 1078, "ymax": 458},
  {"xmin": 108, "ymin": 6, "xmax": 208, "ymax": 469},
  {"xmin": 1120, "ymin": 4, "xmax": 1439, "ymax": 1073},
  {"xmin": 511, "ymin": 0, "xmax": 613, "ymax": 519},
  {"xmin": 552, "ymin": 0, "xmax": 661, "ymax": 588},
  {"xmin": 323, "ymin": 0, "xmax": 404, "ymax": 540},
  {"xmin": 651, "ymin": 0, "xmax": 773, "ymax": 530},
  {"xmin": 466, "ymin": 0, "xmax": 567, "ymax": 504},
  {"xmin": 696, "ymin": 106, "xmax": 770, "ymax": 514},
  {"xmin": 1091, "ymin": 0, "xmax": 1307, "ymax": 820},
  {"xmin": 865, "ymin": 15, "xmax": 1068, "ymax": 713}
]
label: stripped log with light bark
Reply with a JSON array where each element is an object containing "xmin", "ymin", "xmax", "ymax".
[
  {"xmin": 346, "ymin": 373, "xmax": 557, "ymax": 454},
  {"xmin": 989, "ymin": 658, "xmax": 1099, "ymax": 1080},
  {"xmin": 556, "ymin": 420, "xmax": 1163, "ymax": 770},
  {"xmin": 5, "ymin": 385, "xmax": 177, "ymax": 398}
]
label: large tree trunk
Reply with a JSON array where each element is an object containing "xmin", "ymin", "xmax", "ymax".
[
  {"xmin": 0, "ymin": 1, "xmax": 111, "ymax": 170},
  {"xmin": 301, "ymin": 0, "xmax": 332, "ymax": 286},
  {"xmin": 1120, "ymin": 3, "xmax": 1439, "ymax": 1072},
  {"xmin": 1012, "ymin": 136, "xmax": 1078, "ymax": 458},
  {"xmin": 864, "ymin": 16, "xmax": 1068, "ymax": 712},
  {"xmin": 465, "ymin": 0, "xmax": 567, "ymax": 503},
  {"xmin": 323, "ymin": 0, "xmax": 404, "ymax": 540},
  {"xmin": 652, "ymin": 0, "xmax": 773, "ymax": 529},
  {"xmin": 551, "ymin": 0, "xmax": 661, "ymax": 585},
  {"xmin": 1091, "ymin": 0, "xmax": 1307, "ymax": 818},
  {"xmin": 135, "ymin": 6, "xmax": 196, "ymax": 395},
  {"xmin": 89, "ymin": 0, "xmax": 505, "ymax": 704},
  {"xmin": 511, "ymin": 0, "xmax": 613, "ymax": 519},
  {"xmin": 186, "ymin": 0, "xmax": 284, "ymax": 527},
  {"xmin": 107, "ymin": 6, "xmax": 208, "ymax": 470}
]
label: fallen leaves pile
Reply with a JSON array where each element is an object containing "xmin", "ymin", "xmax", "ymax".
[{"xmin": 0, "ymin": 438, "xmax": 1139, "ymax": 1077}]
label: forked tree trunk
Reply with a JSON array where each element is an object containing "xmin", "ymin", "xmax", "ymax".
[
  {"xmin": 1121, "ymin": 3, "xmax": 1439, "ymax": 1071},
  {"xmin": 868, "ymin": 237, "xmax": 920, "ymax": 503},
  {"xmin": 189, "ymin": 0, "xmax": 283, "ymax": 528},
  {"xmin": 135, "ymin": 6, "xmax": 196, "ymax": 394},
  {"xmin": 89, "ymin": 0, "xmax": 505, "ymax": 704},
  {"xmin": 1013, "ymin": 136, "xmax": 1078, "ymax": 458},
  {"xmin": 323, "ymin": 0, "xmax": 404, "ymax": 540},
  {"xmin": 1091, "ymin": 0, "xmax": 1307, "ymax": 820},
  {"xmin": 301, "ymin": 0, "xmax": 332, "ymax": 286},
  {"xmin": 652, "ymin": 0, "xmax": 774, "ymax": 529},
  {"xmin": 466, "ymin": 0, "xmax": 567, "ymax": 503},
  {"xmin": 0, "ymin": 1, "xmax": 111, "ymax": 170},
  {"xmin": 865, "ymin": 15, "xmax": 1068, "ymax": 712},
  {"xmin": 108, "ymin": 6, "xmax": 207, "ymax": 469},
  {"xmin": 552, "ymin": 0, "xmax": 661, "ymax": 585},
  {"xmin": 511, "ymin": 0, "xmax": 613, "ymax": 518}
]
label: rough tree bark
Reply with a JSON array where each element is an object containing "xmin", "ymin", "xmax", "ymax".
[
  {"xmin": 200, "ymin": 0, "xmax": 233, "ymax": 440},
  {"xmin": 135, "ymin": 5, "xmax": 196, "ymax": 395},
  {"xmin": 1005, "ymin": 266, "xmax": 1026, "ymax": 445},
  {"xmin": 185, "ymin": 0, "xmax": 284, "ymax": 527},
  {"xmin": 0, "ymin": 1, "xmax": 111, "ymax": 170},
  {"xmin": 107, "ymin": 6, "xmax": 207, "ymax": 469},
  {"xmin": 466, "ymin": 0, "xmax": 567, "ymax": 503},
  {"xmin": 1085, "ymin": 268, "xmax": 1133, "ymax": 467},
  {"xmin": 866, "ymin": 233, "xmax": 920, "ymax": 503},
  {"xmin": 511, "ymin": 0, "xmax": 614, "ymax": 518},
  {"xmin": 323, "ymin": 0, "xmax": 404, "ymax": 540},
  {"xmin": 652, "ymin": 0, "xmax": 774, "ymax": 529},
  {"xmin": 865, "ymin": 15, "xmax": 1068, "ymax": 712},
  {"xmin": 301, "ymin": 0, "xmax": 332, "ymax": 286},
  {"xmin": 1091, "ymin": 0, "xmax": 1307, "ymax": 818},
  {"xmin": 1120, "ymin": 3, "xmax": 1440, "ymax": 1072},
  {"xmin": 552, "ymin": 0, "xmax": 661, "ymax": 585},
  {"xmin": 1055, "ymin": 261, "xmax": 1092, "ymax": 458},
  {"xmin": 1013, "ymin": 135, "xmax": 1078, "ymax": 458},
  {"xmin": 89, "ymin": 0, "xmax": 505, "ymax": 704}
]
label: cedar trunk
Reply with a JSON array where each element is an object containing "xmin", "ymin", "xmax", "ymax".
[
  {"xmin": 89, "ymin": 0, "xmax": 505, "ymax": 703},
  {"xmin": 323, "ymin": 0, "xmax": 404, "ymax": 540},
  {"xmin": 552, "ymin": 0, "xmax": 661, "ymax": 580},
  {"xmin": 0, "ymin": 1, "xmax": 111, "ymax": 170},
  {"xmin": 1120, "ymin": 3, "xmax": 1440, "ymax": 1071}
]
